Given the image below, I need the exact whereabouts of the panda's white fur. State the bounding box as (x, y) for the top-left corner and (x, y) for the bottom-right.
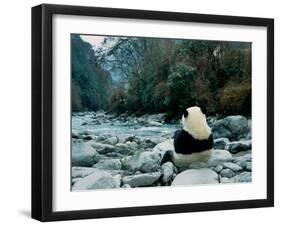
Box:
(172, 106), (213, 168)
(181, 106), (211, 140)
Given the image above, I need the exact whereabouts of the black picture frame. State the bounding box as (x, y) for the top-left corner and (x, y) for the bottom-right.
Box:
(32, 3), (274, 222)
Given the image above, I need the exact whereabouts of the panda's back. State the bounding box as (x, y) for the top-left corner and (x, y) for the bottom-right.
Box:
(173, 129), (213, 154)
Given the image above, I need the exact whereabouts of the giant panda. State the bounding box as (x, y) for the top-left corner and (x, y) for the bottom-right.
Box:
(161, 106), (213, 169)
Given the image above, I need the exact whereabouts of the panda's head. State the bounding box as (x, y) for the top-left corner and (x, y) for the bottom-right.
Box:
(181, 106), (211, 140)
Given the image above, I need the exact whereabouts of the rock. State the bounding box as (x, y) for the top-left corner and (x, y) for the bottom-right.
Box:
(220, 177), (234, 183)
(172, 168), (219, 186)
(161, 162), (174, 184)
(222, 162), (242, 172)
(246, 162), (252, 171)
(122, 184), (131, 188)
(94, 159), (122, 170)
(214, 165), (223, 173)
(147, 120), (163, 126)
(214, 138), (229, 149)
(127, 141), (138, 149)
(122, 172), (161, 187)
(147, 113), (166, 122)
(82, 135), (93, 140)
(95, 135), (106, 143)
(115, 143), (131, 155)
(114, 174), (122, 187)
(104, 136), (119, 145)
(225, 140), (252, 153)
(118, 134), (136, 143)
(208, 149), (233, 167)
(212, 115), (249, 141)
(72, 142), (97, 167)
(232, 172), (252, 182)
(72, 167), (97, 178)
(232, 153), (252, 169)
(221, 172), (252, 183)
(188, 161), (208, 169)
(153, 139), (174, 153)
(219, 168), (236, 178)
(90, 142), (115, 154)
(72, 170), (120, 190)
(72, 131), (79, 139)
(123, 150), (162, 173)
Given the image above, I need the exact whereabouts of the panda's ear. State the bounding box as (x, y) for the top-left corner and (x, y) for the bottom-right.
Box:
(183, 109), (188, 118)
(200, 105), (207, 115)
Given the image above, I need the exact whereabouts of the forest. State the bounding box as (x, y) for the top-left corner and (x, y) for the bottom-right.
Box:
(71, 34), (251, 118)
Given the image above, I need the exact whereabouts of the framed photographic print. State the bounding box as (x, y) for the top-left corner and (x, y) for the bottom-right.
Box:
(32, 4), (274, 221)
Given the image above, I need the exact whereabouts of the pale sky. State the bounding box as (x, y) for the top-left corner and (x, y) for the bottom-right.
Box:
(80, 35), (105, 48)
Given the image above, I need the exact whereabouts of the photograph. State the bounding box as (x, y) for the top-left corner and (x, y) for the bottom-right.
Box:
(71, 34), (252, 191)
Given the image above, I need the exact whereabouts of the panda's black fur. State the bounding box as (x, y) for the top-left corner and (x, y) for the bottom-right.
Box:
(173, 129), (213, 154)
(161, 106), (214, 167)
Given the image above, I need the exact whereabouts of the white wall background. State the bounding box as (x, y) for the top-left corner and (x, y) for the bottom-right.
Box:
(0, 0), (279, 225)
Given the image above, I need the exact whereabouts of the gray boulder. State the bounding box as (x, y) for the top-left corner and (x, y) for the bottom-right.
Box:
(122, 172), (161, 187)
(72, 170), (120, 190)
(123, 150), (162, 173)
(90, 142), (115, 154)
(189, 161), (208, 169)
(212, 115), (249, 141)
(172, 168), (219, 186)
(153, 139), (174, 153)
(146, 113), (166, 123)
(94, 159), (122, 170)
(115, 143), (131, 155)
(208, 149), (233, 167)
(104, 136), (119, 145)
(214, 138), (229, 149)
(220, 171), (252, 183)
(219, 168), (236, 178)
(118, 134), (136, 143)
(222, 162), (242, 172)
(161, 162), (175, 184)
(147, 120), (163, 126)
(72, 142), (97, 167)
(225, 140), (251, 153)
(72, 167), (97, 178)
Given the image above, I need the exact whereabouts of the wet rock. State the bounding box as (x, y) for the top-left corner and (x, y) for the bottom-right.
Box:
(172, 168), (219, 186)
(188, 161), (208, 169)
(123, 150), (162, 173)
(246, 162), (252, 171)
(122, 184), (131, 188)
(72, 170), (120, 190)
(219, 168), (236, 178)
(225, 140), (251, 153)
(118, 134), (136, 143)
(153, 139), (174, 153)
(212, 115), (249, 141)
(90, 142), (115, 154)
(146, 113), (166, 123)
(161, 162), (174, 184)
(214, 165), (223, 173)
(72, 142), (97, 167)
(94, 159), (122, 170)
(214, 138), (229, 149)
(72, 131), (79, 139)
(147, 120), (163, 126)
(104, 136), (119, 145)
(208, 149), (233, 167)
(72, 167), (97, 178)
(115, 143), (131, 155)
(222, 162), (243, 172)
(122, 172), (161, 187)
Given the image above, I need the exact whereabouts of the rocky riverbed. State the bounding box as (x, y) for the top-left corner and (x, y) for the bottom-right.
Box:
(71, 111), (252, 190)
